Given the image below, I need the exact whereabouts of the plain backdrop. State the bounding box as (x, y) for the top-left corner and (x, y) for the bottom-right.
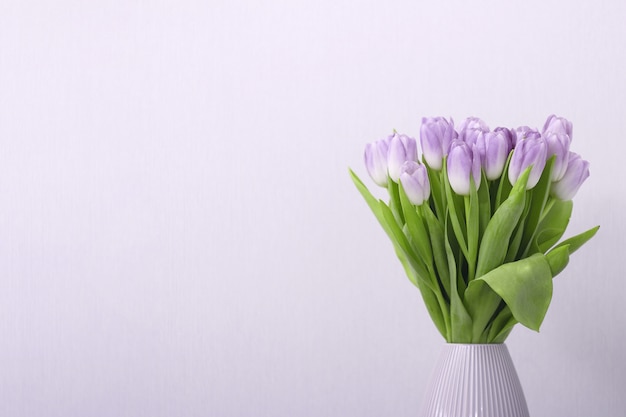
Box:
(0, 1), (624, 416)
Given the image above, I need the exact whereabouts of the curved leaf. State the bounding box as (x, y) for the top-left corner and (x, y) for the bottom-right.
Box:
(398, 183), (434, 272)
(475, 168), (530, 278)
(552, 225), (600, 255)
(487, 307), (518, 343)
(546, 245), (570, 277)
(467, 254), (553, 331)
(349, 169), (432, 290)
(421, 204), (451, 299)
(445, 216), (472, 342)
(519, 157), (554, 257)
(535, 199), (573, 253)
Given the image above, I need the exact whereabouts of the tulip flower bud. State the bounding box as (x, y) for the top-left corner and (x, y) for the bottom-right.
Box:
(508, 135), (547, 189)
(544, 131), (572, 181)
(494, 127), (513, 147)
(511, 126), (540, 148)
(543, 114), (573, 139)
(458, 117), (490, 138)
(461, 128), (485, 150)
(447, 140), (481, 196)
(364, 136), (391, 187)
(551, 152), (589, 200)
(458, 117), (489, 160)
(480, 130), (512, 180)
(420, 117), (457, 170)
(400, 161), (430, 206)
(387, 133), (418, 182)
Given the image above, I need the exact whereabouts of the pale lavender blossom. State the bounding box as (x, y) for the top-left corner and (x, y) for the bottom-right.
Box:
(364, 136), (391, 187)
(420, 117), (457, 170)
(544, 131), (572, 181)
(447, 140), (481, 195)
(461, 128), (485, 151)
(494, 127), (513, 148)
(458, 118), (489, 161)
(387, 133), (418, 182)
(480, 130), (513, 180)
(508, 134), (548, 189)
(551, 152), (589, 200)
(458, 117), (490, 138)
(543, 114), (573, 139)
(400, 161), (430, 205)
(459, 117), (489, 161)
(511, 126), (540, 147)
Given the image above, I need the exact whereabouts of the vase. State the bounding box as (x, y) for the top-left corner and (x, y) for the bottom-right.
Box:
(420, 344), (529, 417)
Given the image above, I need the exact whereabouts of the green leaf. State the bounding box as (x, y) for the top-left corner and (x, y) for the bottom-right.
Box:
(546, 244), (570, 276)
(350, 169), (449, 338)
(491, 327), (515, 344)
(379, 201), (432, 289)
(519, 157), (554, 257)
(475, 168), (530, 278)
(465, 180), (480, 281)
(392, 246), (418, 287)
(487, 317), (518, 343)
(467, 254), (553, 331)
(552, 225), (600, 255)
(504, 192), (532, 263)
(387, 180), (405, 225)
(421, 204), (451, 300)
(349, 169), (431, 290)
(426, 165), (446, 220)
(504, 219), (526, 263)
(398, 183), (434, 272)
(478, 172), (491, 238)
(396, 253), (448, 339)
(535, 200), (573, 253)
(489, 309), (518, 343)
(349, 169), (386, 223)
(544, 225), (599, 278)
(442, 160), (469, 260)
(464, 281), (502, 342)
(494, 151), (514, 209)
(445, 216), (472, 342)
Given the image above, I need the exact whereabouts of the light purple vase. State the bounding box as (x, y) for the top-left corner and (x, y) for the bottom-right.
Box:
(420, 344), (530, 417)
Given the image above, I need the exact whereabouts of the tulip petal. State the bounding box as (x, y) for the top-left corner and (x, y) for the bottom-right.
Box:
(551, 152), (589, 200)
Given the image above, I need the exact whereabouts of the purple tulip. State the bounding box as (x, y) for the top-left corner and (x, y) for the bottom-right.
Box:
(447, 140), (481, 196)
(459, 117), (489, 147)
(508, 135), (548, 189)
(551, 152), (589, 200)
(400, 161), (430, 205)
(480, 130), (512, 180)
(420, 117), (457, 170)
(458, 117), (490, 138)
(364, 136), (391, 187)
(461, 128), (485, 150)
(543, 114), (573, 139)
(544, 131), (572, 181)
(511, 126), (541, 148)
(387, 133), (418, 182)
(494, 127), (513, 147)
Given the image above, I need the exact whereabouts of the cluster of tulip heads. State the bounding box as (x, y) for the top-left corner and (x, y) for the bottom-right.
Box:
(354, 115), (598, 342)
(364, 115), (589, 203)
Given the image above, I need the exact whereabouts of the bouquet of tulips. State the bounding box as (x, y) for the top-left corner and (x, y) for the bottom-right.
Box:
(350, 116), (598, 343)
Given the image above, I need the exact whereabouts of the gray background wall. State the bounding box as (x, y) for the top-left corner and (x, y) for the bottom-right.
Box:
(1, 0), (624, 416)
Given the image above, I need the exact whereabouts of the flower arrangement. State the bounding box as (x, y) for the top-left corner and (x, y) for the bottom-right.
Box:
(350, 116), (598, 343)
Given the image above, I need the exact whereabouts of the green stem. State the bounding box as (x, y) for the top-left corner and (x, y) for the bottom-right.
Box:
(436, 288), (452, 341)
(465, 184), (479, 283)
(494, 152), (514, 209)
(387, 179), (405, 226)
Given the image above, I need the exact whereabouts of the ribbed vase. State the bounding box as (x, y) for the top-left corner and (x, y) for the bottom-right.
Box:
(420, 344), (529, 417)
